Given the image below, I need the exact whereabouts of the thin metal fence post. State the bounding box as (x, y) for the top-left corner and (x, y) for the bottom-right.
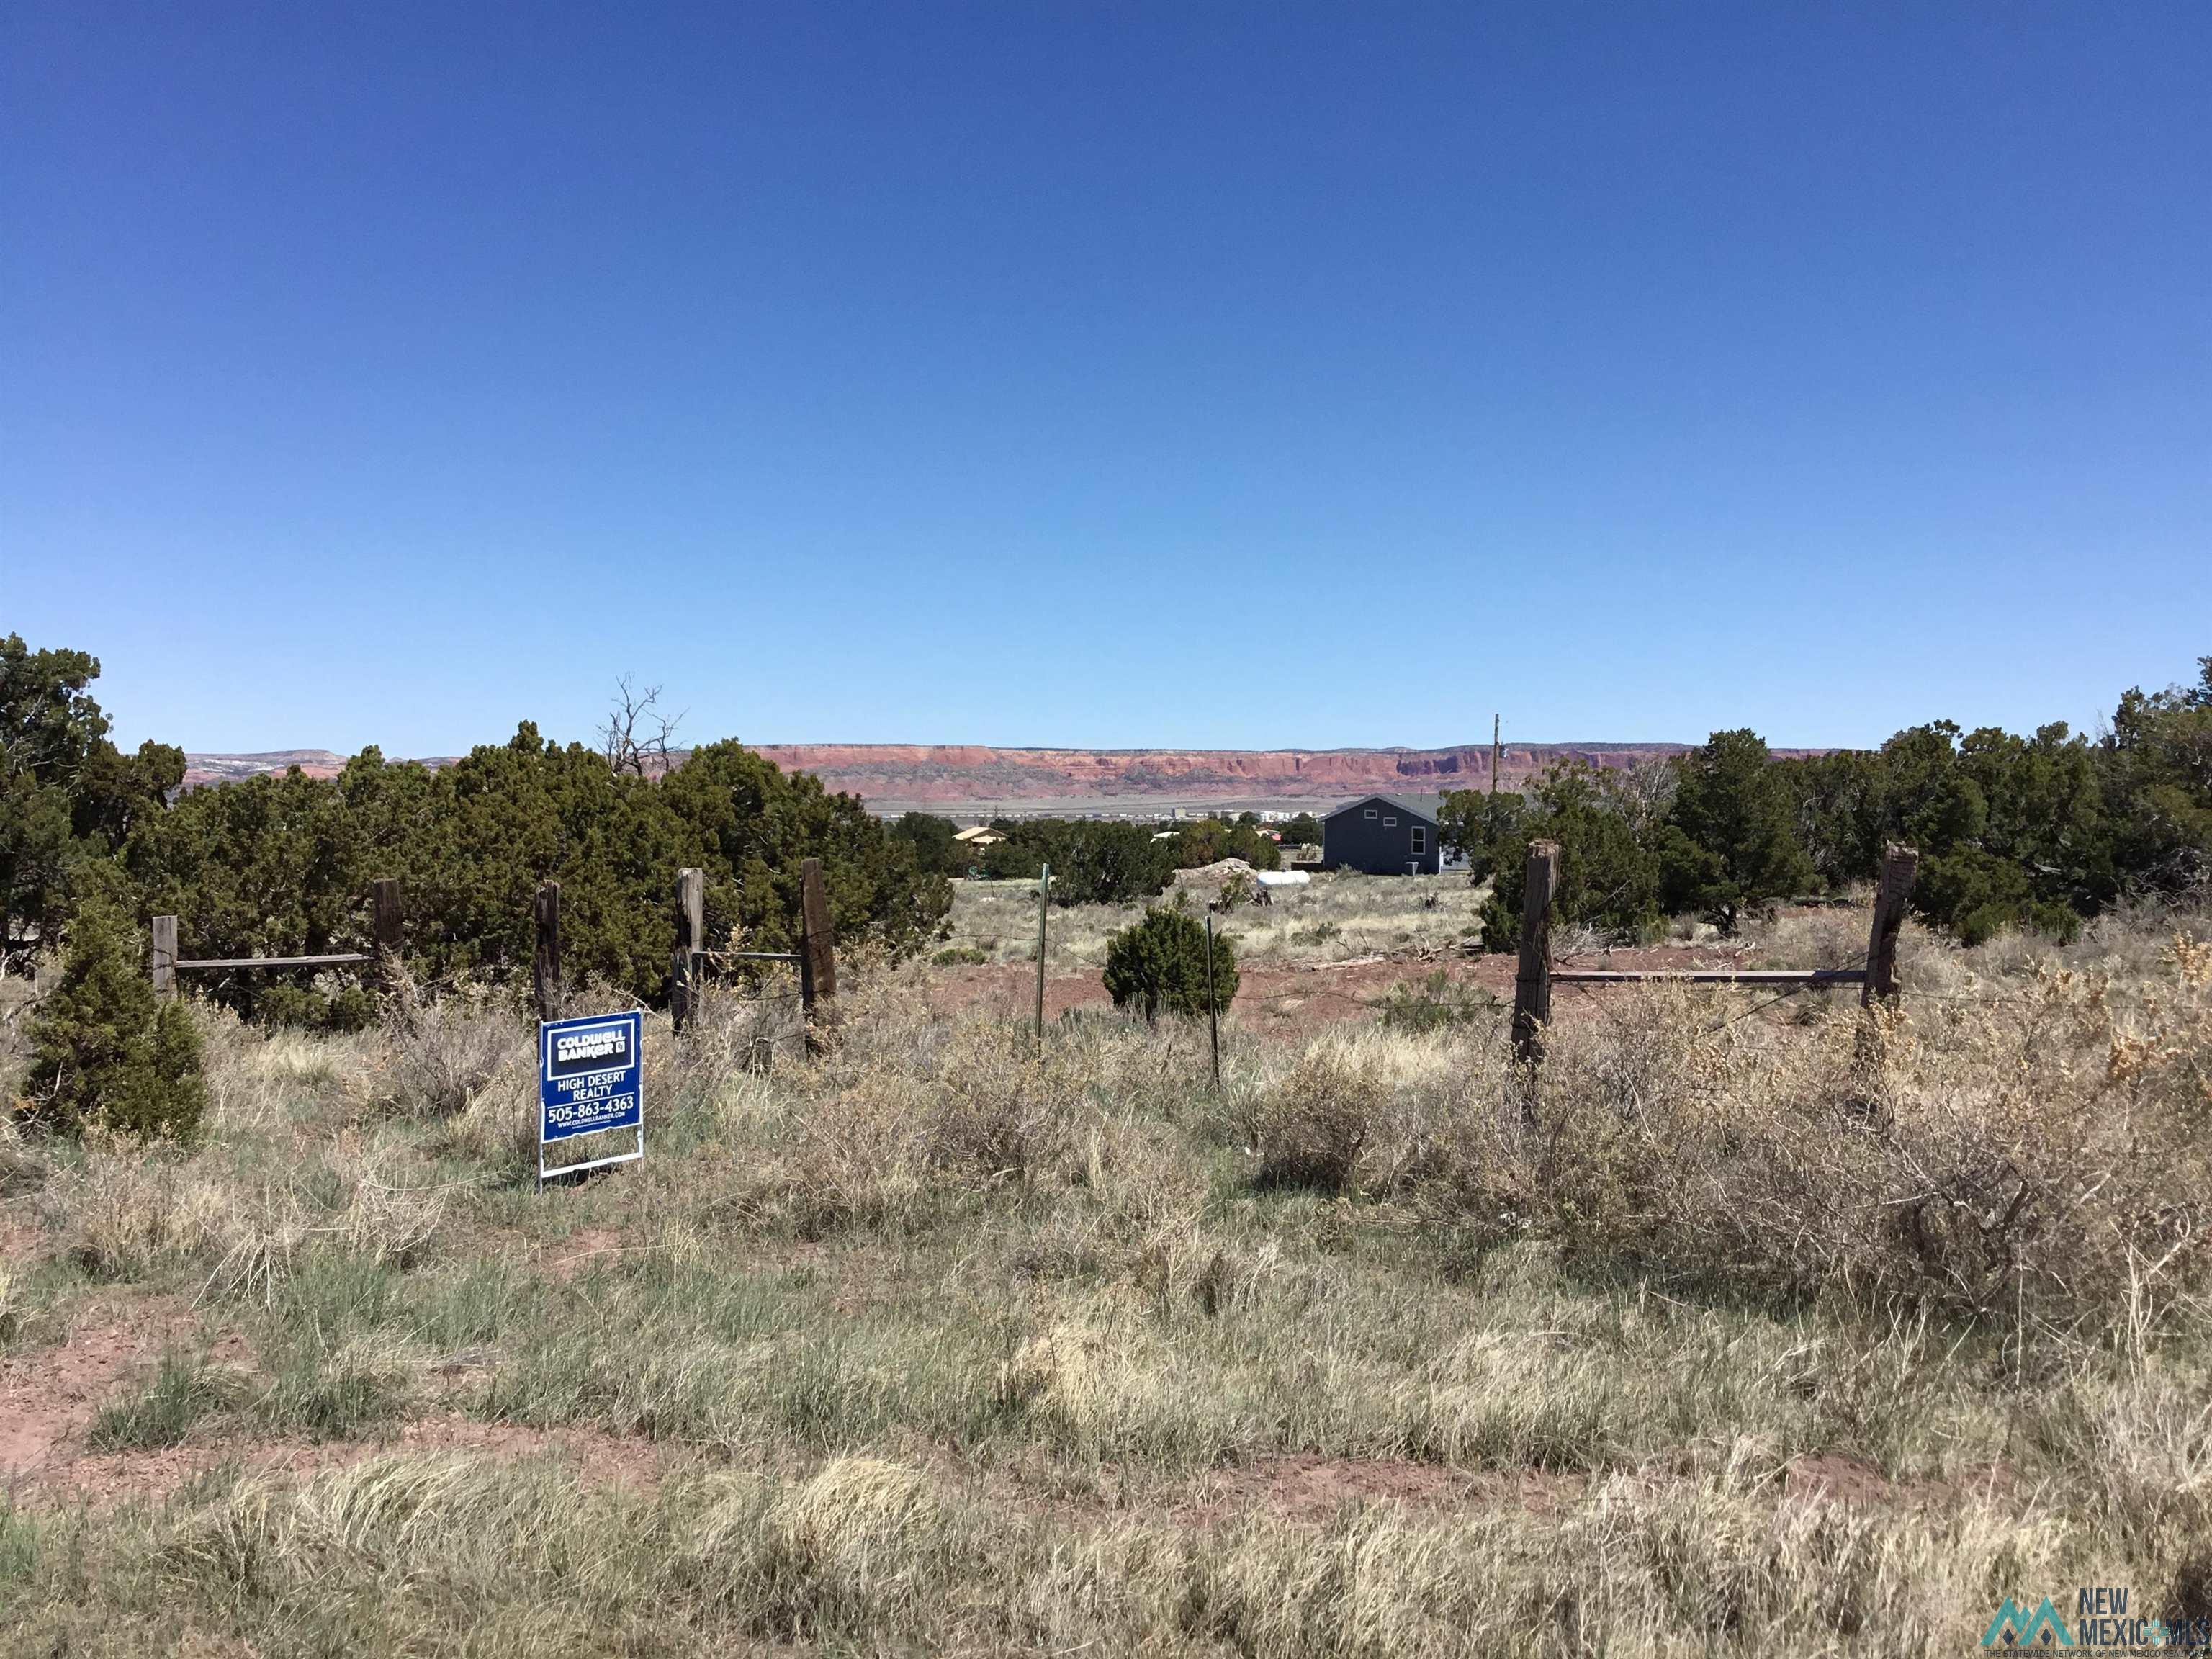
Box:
(1034, 863), (1050, 1051)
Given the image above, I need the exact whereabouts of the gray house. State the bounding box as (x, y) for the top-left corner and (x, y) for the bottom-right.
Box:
(1321, 793), (1442, 875)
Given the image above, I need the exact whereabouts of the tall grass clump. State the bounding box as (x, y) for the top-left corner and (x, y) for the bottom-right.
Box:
(372, 974), (524, 1118)
(1417, 934), (2212, 1341)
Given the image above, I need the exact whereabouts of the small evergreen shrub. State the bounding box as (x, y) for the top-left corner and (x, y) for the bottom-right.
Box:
(1377, 970), (1500, 1034)
(23, 902), (207, 1140)
(1102, 907), (1237, 1022)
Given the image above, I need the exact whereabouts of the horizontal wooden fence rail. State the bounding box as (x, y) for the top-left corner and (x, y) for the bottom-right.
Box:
(671, 861), (835, 1046)
(174, 953), (375, 972)
(1550, 968), (1867, 986)
(153, 865), (841, 1051)
(1511, 842), (1920, 1120)
(153, 878), (404, 998)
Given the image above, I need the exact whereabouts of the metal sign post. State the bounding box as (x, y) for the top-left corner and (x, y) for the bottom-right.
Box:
(537, 1009), (644, 1192)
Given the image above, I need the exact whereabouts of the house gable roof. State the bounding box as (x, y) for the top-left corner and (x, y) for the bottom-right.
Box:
(1324, 793), (1442, 824)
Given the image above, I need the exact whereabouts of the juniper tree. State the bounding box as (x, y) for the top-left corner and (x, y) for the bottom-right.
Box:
(1102, 905), (1236, 1022)
(24, 896), (206, 1139)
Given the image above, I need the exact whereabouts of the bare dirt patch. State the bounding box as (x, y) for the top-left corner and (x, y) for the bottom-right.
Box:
(22, 1412), (665, 1508)
(538, 1224), (636, 1282)
(1783, 1452), (2018, 1511)
(0, 1296), (243, 1486)
(1, 1290), (658, 1507)
(0, 1210), (50, 1269)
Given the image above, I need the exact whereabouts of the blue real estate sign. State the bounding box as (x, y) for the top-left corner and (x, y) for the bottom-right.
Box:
(538, 1009), (644, 1151)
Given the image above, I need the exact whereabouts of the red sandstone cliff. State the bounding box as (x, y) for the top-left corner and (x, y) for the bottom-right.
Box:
(744, 742), (1694, 803)
(186, 742), (1721, 804)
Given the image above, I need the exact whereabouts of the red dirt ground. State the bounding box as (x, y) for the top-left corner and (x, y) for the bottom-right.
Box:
(1177, 1452), (1587, 1525)
(0, 1286), (661, 1508)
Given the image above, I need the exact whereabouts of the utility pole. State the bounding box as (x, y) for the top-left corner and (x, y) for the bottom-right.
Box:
(1034, 863), (1051, 1051)
(1491, 714), (1501, 797)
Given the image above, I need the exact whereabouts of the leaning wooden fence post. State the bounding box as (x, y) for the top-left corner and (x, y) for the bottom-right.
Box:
(1510, 840), (1559, 1125)
(1860, 844), (1918, 1009)
(371, 878), (403, 994)
(799, 857), (837, 1051)
(533, 881), (563, 1022)
(672, 866), (705, 1033)
(150, 914), (179, 999)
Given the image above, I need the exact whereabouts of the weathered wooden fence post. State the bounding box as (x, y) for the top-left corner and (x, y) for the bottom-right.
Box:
(1205, 907), (1222, 1092)
(371, 878), (403, 994)
(150, 914), (178, 999)
(672, 866), (705, 1033)
(799, 857), (836, 1051)
(1510, 839), (1559, 1125)
(1860, 844), (1918, 1008)
(533, 881), (563, 1022)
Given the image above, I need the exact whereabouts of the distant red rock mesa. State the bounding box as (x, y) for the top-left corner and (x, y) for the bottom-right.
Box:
(183, 741), (1740, 806)
(742, 743), (1697, 804)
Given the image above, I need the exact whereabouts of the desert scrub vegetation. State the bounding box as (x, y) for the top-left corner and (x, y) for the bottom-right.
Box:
(5, 904), (2212, 1653)
(942, 868), (1485, 972)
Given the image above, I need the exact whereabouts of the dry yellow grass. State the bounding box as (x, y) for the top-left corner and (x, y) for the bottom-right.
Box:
(4, 899), (2211, 1653)
(943, 869), (1487, 971)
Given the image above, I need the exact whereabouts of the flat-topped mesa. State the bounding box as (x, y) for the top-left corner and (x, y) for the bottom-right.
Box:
(183, 740), (1825, 805)
(743, 742), (1706, 804)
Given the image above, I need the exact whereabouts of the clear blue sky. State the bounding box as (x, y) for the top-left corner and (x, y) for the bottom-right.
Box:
(6, 3), (2207, 757)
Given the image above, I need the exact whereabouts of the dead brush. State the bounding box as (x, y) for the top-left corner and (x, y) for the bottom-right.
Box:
(1248, 1043), (1380, 1194)
(760, 1456), (963, 1627)
(0, 1110), (42, 1197)
(1460, 947), (2212, 1339)
(778, 1069), (932, 1233)
(371, 969), (526, 1118)
(673, 975), (806, 1087)
(917, 1017), (1087, 1187)
(1245, 1028), (1466, 1195)
(52, 1129), (236, 1280)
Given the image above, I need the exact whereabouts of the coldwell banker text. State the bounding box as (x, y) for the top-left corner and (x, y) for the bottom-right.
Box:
(554, 1027), (629, 1068)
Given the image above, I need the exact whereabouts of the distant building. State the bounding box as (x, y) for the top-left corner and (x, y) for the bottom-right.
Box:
(953, 825), (1006, 849)
(1321, 794), (1442, 876)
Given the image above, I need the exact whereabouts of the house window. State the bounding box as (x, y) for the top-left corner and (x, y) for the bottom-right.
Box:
(1363, 808), (1377, 819)
(1411, 826), (1426, 855)
(1383, 817), (1396, 827)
